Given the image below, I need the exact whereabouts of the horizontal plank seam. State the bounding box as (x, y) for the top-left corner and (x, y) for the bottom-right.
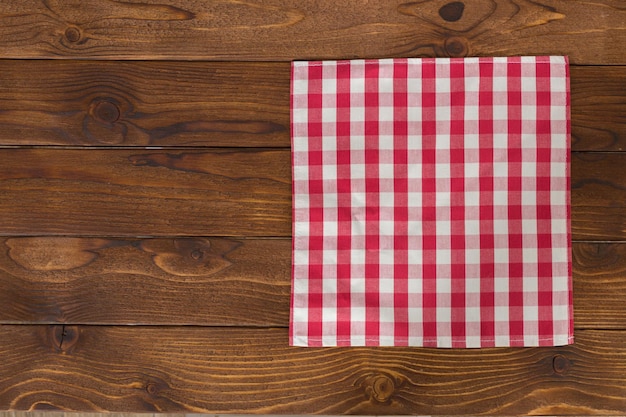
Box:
(0, 148), (621, 153)
(0, 234), (619, 242)
(0, 59), (621, 67)
(0, 57), (623, 66)
(0, 323), (290, 330)
(0, 234), (294, 239)
(0, 146), (292, 151)
(0, 324), (624, 332)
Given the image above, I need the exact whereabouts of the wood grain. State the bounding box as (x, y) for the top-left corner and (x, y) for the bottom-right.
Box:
(0, 1), (622, 416)
(573, 243), (626, 329)
(0, 61), (289, 147)
(0, 149), (291, 237)
(0, 0), (624, 63)
(570, 67), (626, 152)
(2, 413), (186, 417)
(571, 153), (626, 241)
(2, 414), (188, 417)
(0, 237), (290, 326)
(0, 61), (623, 149)
(0, 326), (625, 414)
(0, 149), (625, 239)
(0, 237), (624, 329)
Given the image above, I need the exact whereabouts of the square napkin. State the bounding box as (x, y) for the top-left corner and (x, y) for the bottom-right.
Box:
(290, 56), (572, 347)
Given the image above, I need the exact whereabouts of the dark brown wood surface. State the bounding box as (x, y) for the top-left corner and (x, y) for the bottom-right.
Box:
(0, 61), (290, 147)
(0, 238), (624, 330)
(0, 149), (624, 240)
(571, 153), (626, 241)
(0, 237), (291, 326)
(1, 326), (625, 415)
(571, 67), (626, 151)
(0, 0), (624, 64)
(0, 61), (622, 150)
(0, 149), (291, 237)
(0, 0), (625, 415)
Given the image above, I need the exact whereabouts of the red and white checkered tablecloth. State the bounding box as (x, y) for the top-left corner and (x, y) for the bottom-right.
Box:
(290, 56), (572, 347)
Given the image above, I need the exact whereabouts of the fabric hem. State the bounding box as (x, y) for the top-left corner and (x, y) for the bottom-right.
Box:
(290, 335), (574, 348)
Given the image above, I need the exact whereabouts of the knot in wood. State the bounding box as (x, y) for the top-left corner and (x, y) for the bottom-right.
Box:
(365, 374), (395, 403)
(93, 100), (121, 124)
(552, 354), (571, 374)
(49, 325), (79, 353)
(444, 37), (468, 57)
(146, 383), (159, 395)
(64, 27), (81, 43)
(145, 377), (169, 396)
(190, 249), (205, 260)
(439, 2), (465, 22)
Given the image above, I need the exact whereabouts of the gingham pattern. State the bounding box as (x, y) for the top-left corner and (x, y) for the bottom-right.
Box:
(290, 56), (572, 348)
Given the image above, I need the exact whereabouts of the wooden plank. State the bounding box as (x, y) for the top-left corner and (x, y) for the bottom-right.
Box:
(0, 61), (623, 150)
(0, 61), (290, 147)
(0, 326), (625, 414)
(1, 414), (185, 417)
(573, 243), (626, 329)
(571, 153), (626, 241)
(0, 237), (291, 326)
(0, 413), (622, 417)
(571, 67), (626, 151)
(3, 414), (616, 417)
(0, 237), (624, 329)
(0, 0), (624, 64)
(1, 413), (186, 417)
(0, 149), (625, 239)
(0, 149), (292, 237)
(1, 413), (623, 417)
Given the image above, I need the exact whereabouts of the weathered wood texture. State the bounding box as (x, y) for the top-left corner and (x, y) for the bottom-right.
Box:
(0, 149), (291, 237)
(0, 61), (290, 147)
(0, 149), (624, 239)
(0, 238), (623, 329)
(571, 153), (626, 241)
(570, 67), (626, 151)
(0, 0), (624, 64)
(0, 61), (623, 150)
(0, 0), (624, 415)
(2, 414), (187, 417)
(0, 326), (625, 415)
(1, 414), (183, 417)
(2, 413), (190, 417)
(573, 243), (626, 329)
(0, 237), (291, 326)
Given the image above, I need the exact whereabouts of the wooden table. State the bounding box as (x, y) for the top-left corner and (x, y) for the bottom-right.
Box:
(0, 1), (625, 415)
